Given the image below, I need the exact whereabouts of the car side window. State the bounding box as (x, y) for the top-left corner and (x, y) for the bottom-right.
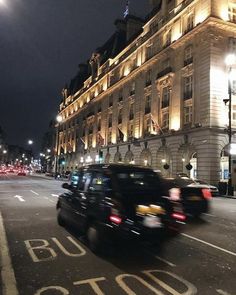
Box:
(78, 172), (92, 192)
(70, 171), (80, 188)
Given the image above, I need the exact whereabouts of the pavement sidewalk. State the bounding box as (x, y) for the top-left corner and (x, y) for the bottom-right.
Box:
(31, 173), (68, 182)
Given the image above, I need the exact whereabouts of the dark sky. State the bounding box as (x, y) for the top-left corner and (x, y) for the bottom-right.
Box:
(0, 0), (149, 153)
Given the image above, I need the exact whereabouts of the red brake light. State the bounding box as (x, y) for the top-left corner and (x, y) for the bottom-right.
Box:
(171, 212), (186, 221)
(202, 188), (212, 200)
(109, 215), (122, 225)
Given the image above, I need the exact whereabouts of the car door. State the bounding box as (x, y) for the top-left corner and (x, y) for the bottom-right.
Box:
(86, 172), (107, 221)
(69, 171), (93, 231)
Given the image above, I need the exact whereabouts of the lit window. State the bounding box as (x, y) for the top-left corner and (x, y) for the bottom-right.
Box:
(163, 30), (171, 47)
(145, 95), (151, 114)
(184, 104), (193, 124)
(108, 129), (112, 144)
(144, 117), (151, 135)
(233, 105), (236, 121)
(186, 12), (194, 32)
(118, 108), (122, 124)
(129, 103), (134, 120)
(130, 82), (135, 95)
(108, 113), (112, 128)
(184, 46), (193, 65)
(146, 70), (152, 86)
(162, 112), (169, 129)
(128, 123), (134, 138)
(232, 80), (236, 94)
(229, 6), (236, 22)
(88, 134), (93, 147)
(183, 75), (193, 100)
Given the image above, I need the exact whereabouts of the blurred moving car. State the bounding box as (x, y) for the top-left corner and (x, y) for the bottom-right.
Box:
(17, 170), (27, 176)
(164, 177), (212, 218)
(193, 179), (219, 197)
(56, 164), (185, 254)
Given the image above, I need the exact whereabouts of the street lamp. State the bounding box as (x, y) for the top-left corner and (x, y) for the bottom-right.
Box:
(28, 139), (33, 145)
(225, 53), (236, 195)
(55, 115), (63, 178)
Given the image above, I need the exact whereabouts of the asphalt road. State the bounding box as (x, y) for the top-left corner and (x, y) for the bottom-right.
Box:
(0, 174), (236, 295)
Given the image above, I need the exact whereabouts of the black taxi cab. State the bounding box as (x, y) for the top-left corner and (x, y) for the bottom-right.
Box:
(56, 164), (185, 254)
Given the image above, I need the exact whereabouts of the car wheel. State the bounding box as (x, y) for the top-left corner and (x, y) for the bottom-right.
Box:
(87, 223), (104, 254)
(57, 208), (65, 226)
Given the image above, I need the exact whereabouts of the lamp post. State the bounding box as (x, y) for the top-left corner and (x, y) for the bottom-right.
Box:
(225, 54), (236, 195)
(27, 139), (34, 162)
(55, 115), (62, 178)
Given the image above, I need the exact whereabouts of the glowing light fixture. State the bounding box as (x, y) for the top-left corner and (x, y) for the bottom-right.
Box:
(56, 115), (63, 123)
(225, 54), (236, 66)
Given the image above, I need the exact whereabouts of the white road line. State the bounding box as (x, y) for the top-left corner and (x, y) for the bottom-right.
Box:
(13, 195), (25, 202)
(44, 197), (49, 200)
(203, 213), (215, 217)
(155, 256), (176, 267)
(48, 200), (55, 204)
(0, 211), (19, 295)
(51, 194), (59, 197)
(217, 289), (232, 295)
(181, 233), (236, 257)
(30, 190), (39, 195)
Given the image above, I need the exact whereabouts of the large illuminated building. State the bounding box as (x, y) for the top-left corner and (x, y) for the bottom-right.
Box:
(56, 0), (236, 185)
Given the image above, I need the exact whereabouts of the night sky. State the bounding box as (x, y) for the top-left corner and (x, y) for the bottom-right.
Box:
(0, 0), (149, 153)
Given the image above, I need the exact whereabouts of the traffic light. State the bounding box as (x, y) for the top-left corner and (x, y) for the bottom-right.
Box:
(59, 157), (65, 165)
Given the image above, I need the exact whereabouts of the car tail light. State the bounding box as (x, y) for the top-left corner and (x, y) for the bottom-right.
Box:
(202, 188), (212, 200)
(171, 212), (186, 221)
(109, 215), (122, 225)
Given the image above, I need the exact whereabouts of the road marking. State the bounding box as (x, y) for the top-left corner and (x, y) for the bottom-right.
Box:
(155, 256), (176, 267)
(203, 213), (215, 217)
(217, 289), (232, 295)
(0, 211), (19, 295)
(30, 190), (39, 195)
(35, 286), (69, 295)
(51, 194), (59, 197)
(181, 233), (236, 257)
(14, 195), (25, 202)
(44, 197), (49, 200)
(48, 200), (55, 204)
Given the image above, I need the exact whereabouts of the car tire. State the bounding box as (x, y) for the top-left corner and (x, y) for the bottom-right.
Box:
(87, 223), (104, 254)
(193, 213), (201, 219)
(57, 208), (65, 226)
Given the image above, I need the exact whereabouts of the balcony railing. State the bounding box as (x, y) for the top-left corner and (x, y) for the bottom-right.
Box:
(145, 80), (152, 87)
(156, 67), (173, 79)
(130, 90), (135, 96)
(183, 91), (192, 100)
(184, 56), (193, 67)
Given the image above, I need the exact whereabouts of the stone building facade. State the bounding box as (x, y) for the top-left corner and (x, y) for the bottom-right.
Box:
(56, 0), (236, 186)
